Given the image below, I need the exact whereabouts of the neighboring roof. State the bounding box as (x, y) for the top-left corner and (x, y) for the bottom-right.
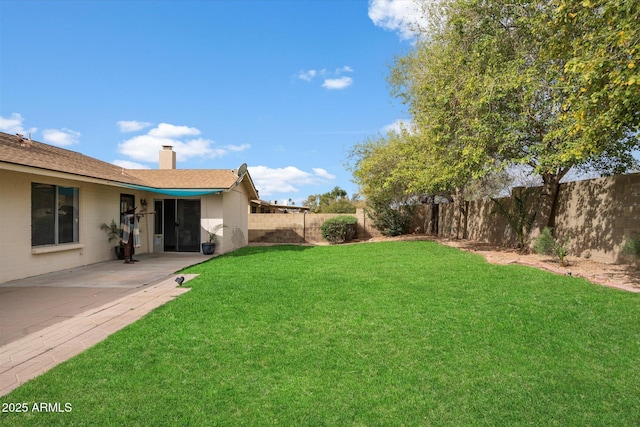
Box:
(0, 132), (258, 198)
(251, 199), (310, 212)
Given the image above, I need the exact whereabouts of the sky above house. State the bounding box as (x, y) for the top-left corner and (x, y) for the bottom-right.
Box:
(0, 0), (427, 204)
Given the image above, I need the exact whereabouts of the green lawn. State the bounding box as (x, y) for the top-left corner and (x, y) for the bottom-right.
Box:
(2, 241), (640, 426)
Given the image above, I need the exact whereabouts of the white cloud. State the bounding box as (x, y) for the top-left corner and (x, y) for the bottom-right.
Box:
(336, 66), (354, 74)
(148, 123), (200, 139)
(175, 138), (228, 160)
(312, 168), (336, 180)
(117, 120), (153, 132)
(322, 76), (353, 90)
(117, 123), (235, 163)
(249, 165), (335, 196)
(298, 69), (317, 81)
(112, 160), (151, 169)
(224, 143), (251, 152)
(0, 113), (37, 136)
(298, 66), (354, 89)
(42, 128), (81, 146)
(368, 0), (428, 40)
(382, 119), (415, 134)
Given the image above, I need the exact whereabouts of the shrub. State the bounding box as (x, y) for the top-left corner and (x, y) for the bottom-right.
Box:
(367, 201), (415, 237)
(321, 216), (358, 244)
(491, 187), (537, 251)
(533, 227), (569, 266)
(623, 232), (640, 260)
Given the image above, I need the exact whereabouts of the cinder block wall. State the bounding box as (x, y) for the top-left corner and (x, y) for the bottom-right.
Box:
(248, 173), (639, 263)
(248, 209), (381, 244)
(248, 213), (306, 243)
(434, 173), (640, 264)
(554, 173), (640, 263)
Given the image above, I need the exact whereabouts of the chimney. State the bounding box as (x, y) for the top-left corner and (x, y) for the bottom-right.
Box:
(159, 145), (176, 169)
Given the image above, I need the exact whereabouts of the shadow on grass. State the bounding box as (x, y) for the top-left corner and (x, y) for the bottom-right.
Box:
(228, 244), (315, 257)
(178, 245), (315, 271)
(176, 245), (317, 284)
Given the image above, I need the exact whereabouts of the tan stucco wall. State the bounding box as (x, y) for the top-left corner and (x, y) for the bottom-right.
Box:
(435, 173), (640, 264)
(554, 173), (640, 263)
(197, 183), (250, 255)
(0, 169), (152, 283)
(199, 193), (224, 254)
(222, 187), (249, 252)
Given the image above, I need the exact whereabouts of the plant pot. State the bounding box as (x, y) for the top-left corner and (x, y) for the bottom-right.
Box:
(115, 246), (125, 260)
(201, 242), (215, 255)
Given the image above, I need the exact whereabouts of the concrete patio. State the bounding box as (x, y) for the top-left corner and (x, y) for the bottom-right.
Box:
(0, 252), (212, 397)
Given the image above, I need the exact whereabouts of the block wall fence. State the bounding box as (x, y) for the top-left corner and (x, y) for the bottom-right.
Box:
(249, 209), (382, 244)
(433, 172), (640, 264)
(248, 173), (639, 264)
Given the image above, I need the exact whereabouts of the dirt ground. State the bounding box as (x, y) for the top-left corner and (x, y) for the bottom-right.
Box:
(366, 235), (640, 293)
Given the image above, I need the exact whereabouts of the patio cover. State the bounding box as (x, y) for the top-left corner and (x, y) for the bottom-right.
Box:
(120, 183), (224, 197)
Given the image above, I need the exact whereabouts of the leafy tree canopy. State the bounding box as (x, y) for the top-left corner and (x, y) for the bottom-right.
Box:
(303, 186), (357, 213)
(359, 0), (639, 232)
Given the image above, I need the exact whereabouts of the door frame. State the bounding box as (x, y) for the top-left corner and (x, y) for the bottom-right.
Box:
(155, 198), (201, 252)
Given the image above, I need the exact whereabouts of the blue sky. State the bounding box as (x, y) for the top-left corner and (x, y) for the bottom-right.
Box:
(0, 0), (425, 204)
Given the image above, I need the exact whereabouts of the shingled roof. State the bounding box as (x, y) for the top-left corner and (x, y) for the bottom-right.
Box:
(0, 132), (257, 197)
(127, 169), (238, 189)
(0, 131), (145, 185)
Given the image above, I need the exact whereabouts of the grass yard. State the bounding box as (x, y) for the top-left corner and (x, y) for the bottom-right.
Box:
(1, 241), (640, 426)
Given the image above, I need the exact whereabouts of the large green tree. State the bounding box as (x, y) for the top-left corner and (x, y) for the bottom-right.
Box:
(388, 0), (639, 234)
(350, 0), (638, 241)
(348, 131), (421, 236)
(387, 1), (518, 237)
(303, 186), (356, 213)
(547, 0), (640, 174)
(349, 131), (418, 205)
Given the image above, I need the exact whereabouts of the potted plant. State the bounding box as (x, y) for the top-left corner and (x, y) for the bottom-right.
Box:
(202, 224), (224, 255)
(100, 219), (125, 259)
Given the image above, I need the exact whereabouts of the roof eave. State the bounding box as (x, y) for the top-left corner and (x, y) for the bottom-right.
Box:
(0, 161), (145, 188)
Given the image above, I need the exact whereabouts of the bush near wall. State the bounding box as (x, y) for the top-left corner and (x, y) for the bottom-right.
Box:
(320, 216), (358, 244)
(248, 210), (381, 244)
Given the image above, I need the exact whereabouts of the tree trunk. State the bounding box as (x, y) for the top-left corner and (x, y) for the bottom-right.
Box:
(451, 187), (464, 239)
(429, 202), (439, 235)
(530, 173), (562, 239)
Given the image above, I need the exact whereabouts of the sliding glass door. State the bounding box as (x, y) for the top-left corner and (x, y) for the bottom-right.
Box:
(159, 199), (201, 252)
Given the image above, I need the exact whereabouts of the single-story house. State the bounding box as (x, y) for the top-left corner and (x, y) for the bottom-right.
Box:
(0, 132), (259, 283)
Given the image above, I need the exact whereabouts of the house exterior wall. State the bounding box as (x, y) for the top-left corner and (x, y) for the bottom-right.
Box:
(0, 164), (253, 282)
(199, 193), (224, 254)
(0, 169), (32, 283)
(197, 184), (250, 255)
(0, 169), (151, 283)
(222, 186), (250, 252)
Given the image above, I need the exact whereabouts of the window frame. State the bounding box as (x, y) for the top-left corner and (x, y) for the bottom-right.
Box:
(31, 183), (80, 247)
